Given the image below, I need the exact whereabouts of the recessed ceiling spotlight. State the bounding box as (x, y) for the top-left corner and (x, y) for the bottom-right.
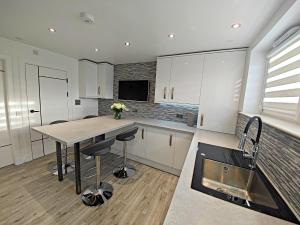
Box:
(48, 27), (56, 32)
(125, 42), (130, 47)
(168, 33), (175, 39)
(231, 23), (241, 29)
(95, 48), (99, 52)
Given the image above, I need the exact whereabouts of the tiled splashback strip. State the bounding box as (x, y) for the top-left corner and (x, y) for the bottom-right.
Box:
(98, 62), (198, 124)
(236, 113), (300, 219)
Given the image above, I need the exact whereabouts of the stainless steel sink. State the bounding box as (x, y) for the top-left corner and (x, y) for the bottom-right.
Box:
(201, 158), (278, 209)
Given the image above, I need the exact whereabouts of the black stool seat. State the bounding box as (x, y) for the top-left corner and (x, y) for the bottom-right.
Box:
(81, 137), (115, 156)
(116, 127), (138, 141)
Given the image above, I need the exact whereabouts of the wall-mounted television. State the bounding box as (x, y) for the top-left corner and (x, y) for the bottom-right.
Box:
(118, 80), (149, 102)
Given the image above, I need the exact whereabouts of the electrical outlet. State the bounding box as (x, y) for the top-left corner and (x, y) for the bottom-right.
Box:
(132, 108), (138, 113)
(176, 114), (183, 119)
(75, 99), (81, 105)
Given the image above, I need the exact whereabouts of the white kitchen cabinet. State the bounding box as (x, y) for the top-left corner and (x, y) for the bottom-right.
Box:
(97, 63), (114, 99)
(173, 132), (193, 170)
(146, 127), (175, 167)
(31, 140), (44, 159)
(170, 55), (204, 104)
(127, 126), (147, 158)
(155, 55), (204, 105)
(79, 60), (98, 98)
(197, 50), (246, 134)
(154, 58), (172, 103)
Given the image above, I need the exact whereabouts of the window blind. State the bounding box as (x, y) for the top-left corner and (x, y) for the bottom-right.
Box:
(263, 33), (300, 120)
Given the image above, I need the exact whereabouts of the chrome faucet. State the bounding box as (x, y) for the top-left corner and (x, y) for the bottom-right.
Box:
(238, 116), (262, 169)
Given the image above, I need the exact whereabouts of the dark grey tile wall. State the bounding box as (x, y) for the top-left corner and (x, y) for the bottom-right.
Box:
(236, 113), (300, 219)
(98, 62), (199, 124)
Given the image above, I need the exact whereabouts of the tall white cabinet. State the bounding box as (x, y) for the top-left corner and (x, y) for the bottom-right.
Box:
(197, 51), (246, 134)
(79, 60), (114, 99)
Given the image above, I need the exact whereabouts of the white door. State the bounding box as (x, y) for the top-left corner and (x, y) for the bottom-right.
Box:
(154, 58), (172, 103)
(39, 68), (68, 154)
(169, 54), (204, 104)
(127, 126), (147, 158)
(146, 127), (174, 167)
(173, 132), (193, 170)
(198, 51), (246, 134)
(25, 64), (42, 142)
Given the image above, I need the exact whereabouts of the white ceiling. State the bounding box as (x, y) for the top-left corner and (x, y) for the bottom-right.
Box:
(0, 0), (285, 64)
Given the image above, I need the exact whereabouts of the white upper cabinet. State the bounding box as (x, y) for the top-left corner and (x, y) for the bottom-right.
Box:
(170, 55), (204, 104)
(155, 54), (204, 105)
(197, 50), (246, 134)
(79, 60), (114, 99)
(79, 60), (98, 98)
(97, 63), (114, 99)
(155, 58), (172, 103)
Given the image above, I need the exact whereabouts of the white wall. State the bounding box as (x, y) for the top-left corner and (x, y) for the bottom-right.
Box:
(0, 36), (98, 164)
(239, 0), (299, 113)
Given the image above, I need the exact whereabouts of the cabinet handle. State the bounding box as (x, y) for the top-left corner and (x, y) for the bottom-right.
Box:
(98, 86), (101, 95)
(200, 113), (204, 126)
(163, 87), (167, 99)
(171, 87), (174, 100)
(169, 134), (173, 146)
(142, 128), (144, 139)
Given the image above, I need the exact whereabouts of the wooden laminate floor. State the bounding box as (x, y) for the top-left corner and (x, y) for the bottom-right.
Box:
(0, 152), (178, 225)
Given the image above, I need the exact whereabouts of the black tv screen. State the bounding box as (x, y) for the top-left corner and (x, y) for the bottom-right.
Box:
(118, 80), (149, 102)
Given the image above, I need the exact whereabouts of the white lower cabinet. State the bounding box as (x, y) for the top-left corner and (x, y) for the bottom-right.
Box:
(31, 140), (44, 159)
(127, 126), (147, 158)
(121, 125), (193, 173)
(0, 145), (14, 168)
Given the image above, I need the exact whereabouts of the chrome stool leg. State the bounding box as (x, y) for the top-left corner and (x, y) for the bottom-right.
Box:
(113, 141), (136, 179)
(81, 155), (113, 206)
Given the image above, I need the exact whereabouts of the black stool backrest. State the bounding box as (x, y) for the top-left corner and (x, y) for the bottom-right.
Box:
(116, 127), (138, 141)
(81, 137), (115, 156)
(83, 115), (98, 119)
(49, 120), (68, 125)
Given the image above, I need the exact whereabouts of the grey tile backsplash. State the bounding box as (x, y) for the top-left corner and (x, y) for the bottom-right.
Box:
(98, 61), (199, 124)
(236, 113), (300, 219)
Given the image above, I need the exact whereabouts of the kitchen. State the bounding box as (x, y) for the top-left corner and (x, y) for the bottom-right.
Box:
(0, 0), (299, 224)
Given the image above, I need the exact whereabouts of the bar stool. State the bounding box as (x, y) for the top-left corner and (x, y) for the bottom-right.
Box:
(81, 137), (115, 207)
(49, 120), (74, 175)
(113, 127), (138, 179)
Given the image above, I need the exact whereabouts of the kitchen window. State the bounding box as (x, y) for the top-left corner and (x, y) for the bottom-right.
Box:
(262, 30), (300, 121)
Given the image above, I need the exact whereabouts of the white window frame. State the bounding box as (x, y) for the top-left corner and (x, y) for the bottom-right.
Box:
(262, 30), (300, 122)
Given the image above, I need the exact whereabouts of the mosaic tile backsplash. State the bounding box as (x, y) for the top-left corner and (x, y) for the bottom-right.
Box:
(98, 62), (199, 124)
(236, 113), (300, 219)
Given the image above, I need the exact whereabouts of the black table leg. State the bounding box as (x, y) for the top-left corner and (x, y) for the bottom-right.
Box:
(56, 141), (63, 181)
(74, 142), (81, 194)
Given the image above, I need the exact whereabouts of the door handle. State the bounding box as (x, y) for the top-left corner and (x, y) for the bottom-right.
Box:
(163, 87), (167, 99)
(142, 128), (144, 139)
(30, 109), (40, 113)
(169, 134), (173, 146)
(200, 113), (204, 126)
(98, 86), (101, 95)
(171, 87), (174, 100)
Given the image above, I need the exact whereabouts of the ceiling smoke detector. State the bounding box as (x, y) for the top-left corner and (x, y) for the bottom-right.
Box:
(80, 12), (95, 24)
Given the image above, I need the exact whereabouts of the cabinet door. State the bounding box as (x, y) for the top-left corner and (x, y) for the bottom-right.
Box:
(31, 140), (44, 159)
(127, 126), (147, 158)
(198, 51), (246, 134)
(170, 55), (204, 104)
(173, 132), (193, 170)
(79, 60), (98, 97)
(154, 58), (172, 103)
(98, 63), (114, 99)
(146, 127), (174, 167)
